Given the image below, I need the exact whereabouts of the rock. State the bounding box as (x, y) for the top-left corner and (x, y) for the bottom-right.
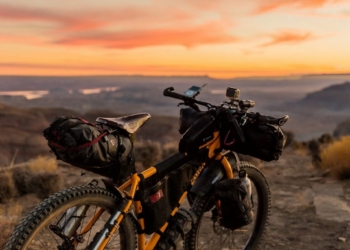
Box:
(308, 177), (324, 182)
(337, 237), (346, 242)
(313, 183), (350, 222)
(299, 188), (315, 206)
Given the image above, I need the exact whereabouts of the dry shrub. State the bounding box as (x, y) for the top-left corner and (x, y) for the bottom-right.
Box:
(0, 202), (22, 248)
(283, 130), (295, 148)
(5, 156), (61, 199)
(27, 155), (58, 173)
(162, 142), (178, 159)
(320, 136), (350, 179)
(134, 141), (162, 169)
(27, 173), (62, 198)
(0, 170), (18, 202)
(12, 167), (32, 196)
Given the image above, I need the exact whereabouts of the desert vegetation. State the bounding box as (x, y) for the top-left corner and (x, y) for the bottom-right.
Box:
(0, 156), (62, 247)
(0, 156), (62, 202)
(134, 141), (178, 171)
(320, 136), (350, 179)
(0, 202), (22, 248)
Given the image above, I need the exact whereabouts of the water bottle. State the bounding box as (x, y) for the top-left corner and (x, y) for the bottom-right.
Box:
(239, 170), (252, 199)
(57, 205), (89, 238)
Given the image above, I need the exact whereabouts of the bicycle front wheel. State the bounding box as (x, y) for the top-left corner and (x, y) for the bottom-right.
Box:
(185, 162), (271, 250)
(5, 185), (136, 250)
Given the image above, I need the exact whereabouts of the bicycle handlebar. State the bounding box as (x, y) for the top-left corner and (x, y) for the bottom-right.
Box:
(163, 87), (213, 109)
(163, 86), (288, 127)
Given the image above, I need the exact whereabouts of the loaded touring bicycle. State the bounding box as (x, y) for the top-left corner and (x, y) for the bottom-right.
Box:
(5, 86), (288, 250)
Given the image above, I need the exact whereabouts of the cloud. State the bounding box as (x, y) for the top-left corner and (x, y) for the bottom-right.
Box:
(54, 22), (238, 49)
(0, 4), (109, 32)
(254, 0), (339, 14)
(261, 31), (315, 47)
(0, 3), (238, 49)
(0, 3), (199, 33)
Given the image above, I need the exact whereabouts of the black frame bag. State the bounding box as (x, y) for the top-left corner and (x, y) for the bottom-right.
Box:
(138, 162), (197, 234)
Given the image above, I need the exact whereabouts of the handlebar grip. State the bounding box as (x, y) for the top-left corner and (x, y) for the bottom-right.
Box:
(257, 114), (289, 126)
(163, 87), (186, 101)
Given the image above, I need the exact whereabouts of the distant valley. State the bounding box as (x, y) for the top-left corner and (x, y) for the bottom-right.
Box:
(0, 74), (350, 142)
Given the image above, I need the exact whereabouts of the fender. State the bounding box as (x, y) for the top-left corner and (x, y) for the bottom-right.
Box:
(190, 151), (240, 196)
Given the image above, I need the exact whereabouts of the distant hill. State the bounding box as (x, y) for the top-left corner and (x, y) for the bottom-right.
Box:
(274, 81), (350, 140)
(334, 118), (350, 137)
(300, 82), (350, 112)
(1, 75), (350, 141)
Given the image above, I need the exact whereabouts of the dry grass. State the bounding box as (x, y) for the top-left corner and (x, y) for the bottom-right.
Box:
(0, 171), (17, 202)
(0, 156), (61, 201)
(134, 141), (162, 170)
(320, 136), (350, 179)
(27, 155), (58, 173)
(0, 202), (23, 248)
(134, 141), (179, 170)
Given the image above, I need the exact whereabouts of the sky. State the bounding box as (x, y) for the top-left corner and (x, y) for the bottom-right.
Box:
(0, 0), (350, 78)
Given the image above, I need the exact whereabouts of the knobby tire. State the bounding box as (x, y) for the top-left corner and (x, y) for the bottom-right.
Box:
(185, 161), (271, 250)
(5, 185), (137, 250)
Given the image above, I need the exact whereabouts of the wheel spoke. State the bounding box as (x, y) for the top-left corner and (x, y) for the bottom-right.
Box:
(185, 163), (271, 250)
(5, 186), (137, 250)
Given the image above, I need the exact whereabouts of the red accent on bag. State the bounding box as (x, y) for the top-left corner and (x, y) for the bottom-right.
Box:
(149, 189), (164, 204)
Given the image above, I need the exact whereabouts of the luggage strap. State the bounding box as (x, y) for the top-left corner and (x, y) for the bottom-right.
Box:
(49, 131), (108, 151)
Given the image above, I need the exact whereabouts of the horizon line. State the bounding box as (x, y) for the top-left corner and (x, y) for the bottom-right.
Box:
(0, 73), (350, 80)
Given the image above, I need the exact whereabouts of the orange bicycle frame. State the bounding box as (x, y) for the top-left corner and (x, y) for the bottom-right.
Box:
(82, 131), (235, 249)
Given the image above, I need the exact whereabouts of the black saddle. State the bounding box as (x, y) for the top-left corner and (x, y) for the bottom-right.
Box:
(96, 113), (151, 134)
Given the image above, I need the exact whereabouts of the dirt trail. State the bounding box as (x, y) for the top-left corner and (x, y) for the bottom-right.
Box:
(260, 150), (350, 250)
(6, 151), (350, 249)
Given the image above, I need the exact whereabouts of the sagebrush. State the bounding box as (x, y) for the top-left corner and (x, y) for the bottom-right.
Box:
(320, 136), (350, 179)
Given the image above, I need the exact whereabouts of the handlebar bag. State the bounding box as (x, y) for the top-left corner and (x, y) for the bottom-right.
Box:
(222, 120), (286, 161)
(43, 116), (135, 181)
(179, 107), (207, 134)
(139, 162), (197, 234)
(179, 115), (216, 154)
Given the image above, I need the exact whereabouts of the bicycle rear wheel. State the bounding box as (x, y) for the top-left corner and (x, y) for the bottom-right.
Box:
(185, 162), (270, 250)
(5, 185), (136, 250)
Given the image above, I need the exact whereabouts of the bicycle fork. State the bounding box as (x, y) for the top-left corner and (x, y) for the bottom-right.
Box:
(86, 197), (129, 250)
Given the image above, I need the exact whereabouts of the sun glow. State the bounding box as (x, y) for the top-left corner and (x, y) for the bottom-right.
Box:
(0, 0), (349, 78)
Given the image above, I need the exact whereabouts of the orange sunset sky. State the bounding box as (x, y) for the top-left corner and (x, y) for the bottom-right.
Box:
(1, 0), (350, 78)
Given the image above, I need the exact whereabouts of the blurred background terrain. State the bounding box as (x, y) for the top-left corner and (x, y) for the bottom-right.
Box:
(0, 75), (350, 249)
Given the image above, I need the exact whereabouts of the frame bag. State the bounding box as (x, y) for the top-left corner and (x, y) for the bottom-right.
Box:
(139, 162), (197, 234)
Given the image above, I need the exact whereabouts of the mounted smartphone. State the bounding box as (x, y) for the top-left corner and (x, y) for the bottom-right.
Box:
(184, 86), (202, 98)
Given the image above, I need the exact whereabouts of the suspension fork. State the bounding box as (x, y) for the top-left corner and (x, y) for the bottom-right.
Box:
(86, 167), (158, 250)
(86, 173), (140, 250)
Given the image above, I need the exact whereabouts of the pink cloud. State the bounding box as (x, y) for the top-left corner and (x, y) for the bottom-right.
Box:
(0, 4), (198, 33)
(261, 31), (315, 47)
(0, 3), (237, 49)
(54, 22), (238, 49)
(0, 4), (108, 32)
(254, 0), (339, 14)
